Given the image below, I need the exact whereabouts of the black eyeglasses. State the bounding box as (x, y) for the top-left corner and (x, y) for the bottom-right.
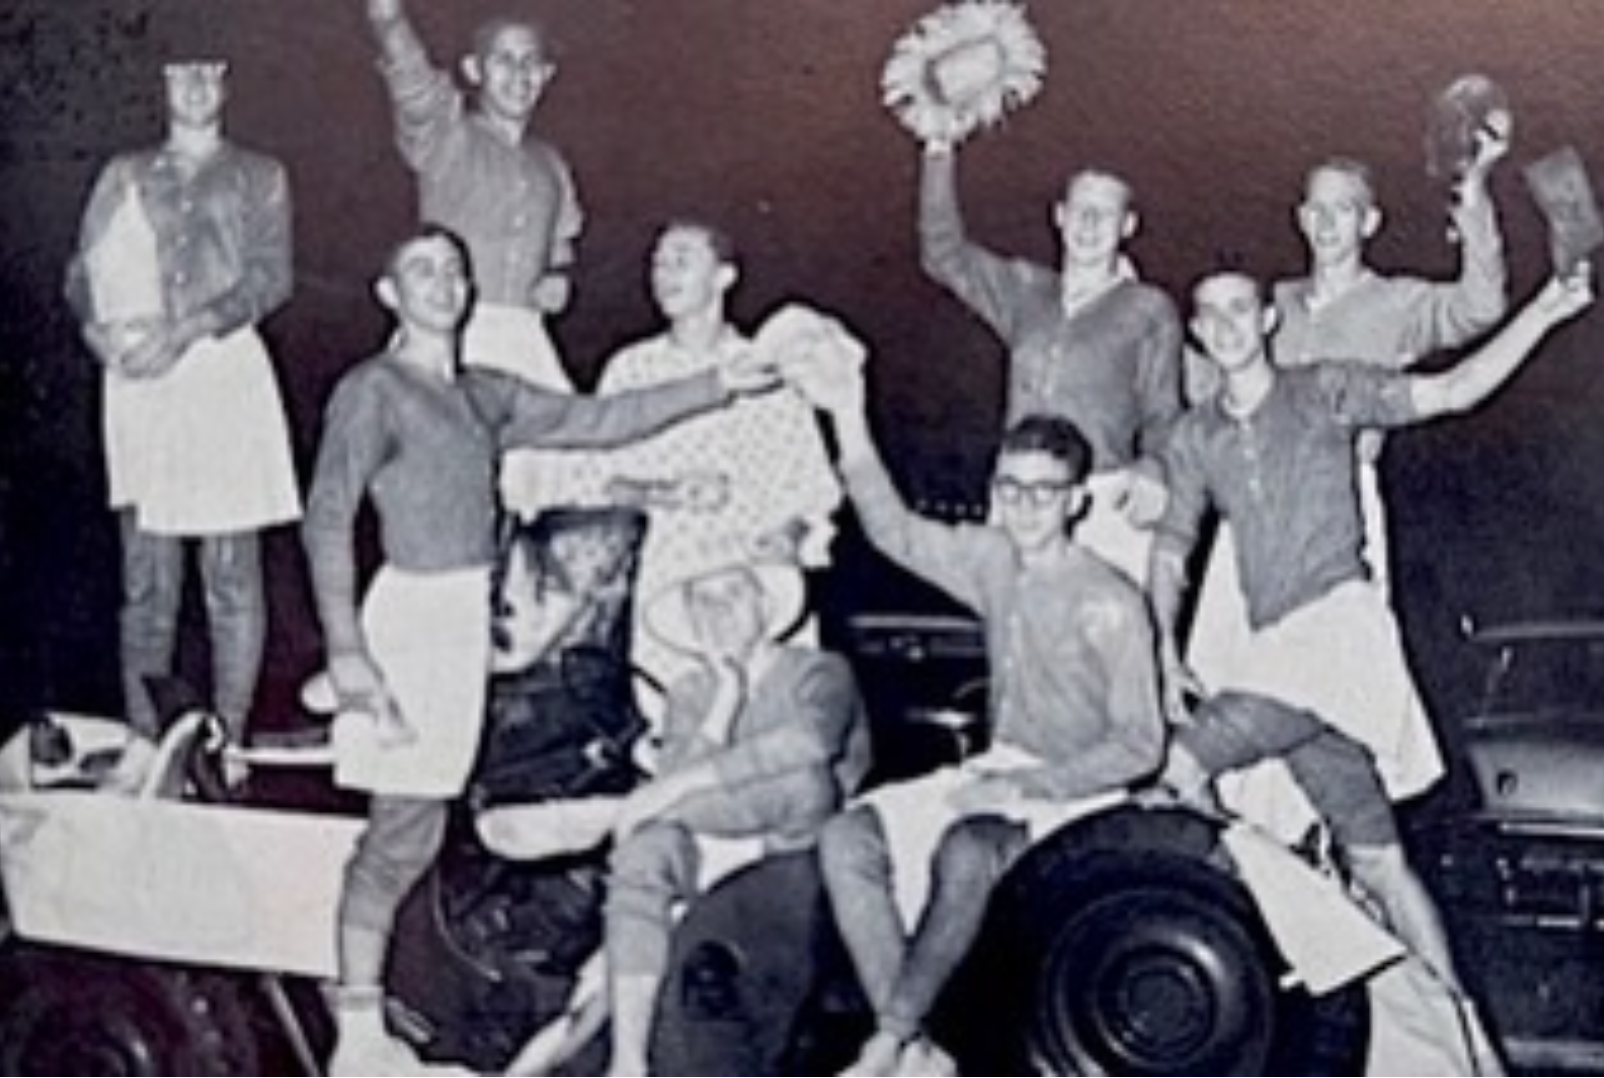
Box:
(991, 477), (1073, 508)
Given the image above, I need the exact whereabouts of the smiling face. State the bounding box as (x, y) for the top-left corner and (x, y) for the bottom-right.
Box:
(990, 449), (1080, 553)
(1297, 163), (1379, 269)
(163, 61), (228, 131)
(380, 232), (473, 335)
(1055, 171), (1135, 271)
(1190, 272), (1273, 374)
(649, 224), (736, 324)
(466, 21), (553, 124)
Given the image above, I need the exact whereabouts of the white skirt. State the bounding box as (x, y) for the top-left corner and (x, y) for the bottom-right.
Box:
(104, 327), (300, 535)
(858, 744), (1123, 929)
(1224, 579), (1444, 803)
(461, 302), (589, 520)
(1187, 460), (1393, 692)
(334, 566), (492, 799)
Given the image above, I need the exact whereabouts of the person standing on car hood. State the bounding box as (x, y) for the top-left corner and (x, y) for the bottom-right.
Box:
(787, 308), (1167, 1077)
(365, 0), (586, 521)
(301, 226), (777, 1076)
(63, 53), (300, 766)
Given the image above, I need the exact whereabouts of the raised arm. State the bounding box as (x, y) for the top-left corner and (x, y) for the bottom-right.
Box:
(1390, 142), (1511, 359)
(1407, 264), (1592, 420)
(366, 0), (459, 169)
(788, 316), (995, 609)
(918, 143), (1034, 339)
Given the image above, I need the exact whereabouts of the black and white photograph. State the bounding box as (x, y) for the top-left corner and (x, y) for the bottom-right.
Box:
(2, 2), (1604, 1074)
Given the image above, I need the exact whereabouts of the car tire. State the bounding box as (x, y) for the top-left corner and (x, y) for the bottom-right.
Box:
(937, 807), (1369, 1076)
(0, 943), (262, 1076)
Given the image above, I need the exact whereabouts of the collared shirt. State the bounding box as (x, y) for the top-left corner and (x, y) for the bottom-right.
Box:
(302, 358), (724, 656)
(65, 141), (291, 332)
(378, 23), (582, 309)
(919, 151), (1183, 471)
(1272, 193), (1507, 370)
(843, 451), (1165, 801)
(1156, 364), (1418, 630)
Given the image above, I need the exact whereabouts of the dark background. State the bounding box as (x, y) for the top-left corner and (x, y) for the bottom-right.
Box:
(3, 0), (1604, 737)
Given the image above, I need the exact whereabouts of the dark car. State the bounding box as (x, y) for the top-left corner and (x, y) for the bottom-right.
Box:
(1417, 619), (1604, 1076)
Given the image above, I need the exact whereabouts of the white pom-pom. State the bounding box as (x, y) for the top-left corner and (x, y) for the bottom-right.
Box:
(881, 2), (1047, 145)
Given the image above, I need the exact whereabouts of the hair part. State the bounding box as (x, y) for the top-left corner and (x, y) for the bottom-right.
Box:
(997, 414), (1093, 484)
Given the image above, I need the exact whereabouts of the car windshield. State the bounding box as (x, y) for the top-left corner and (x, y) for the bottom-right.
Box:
(1478, 630), (1604, 716)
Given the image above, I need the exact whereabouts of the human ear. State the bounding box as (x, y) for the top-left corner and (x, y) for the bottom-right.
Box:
(1261, 303), (1280, 337)
(1066, 486), (1090, 522)
(374, 277), (399, 312)
(1362, 206), (1383, 239)
(460, 55), (484, 87)
(1121, 210), (1140, 240)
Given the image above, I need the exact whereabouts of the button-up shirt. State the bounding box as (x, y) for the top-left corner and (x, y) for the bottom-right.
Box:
(1272, 193), (1507, 371)
(843, 451), (1164, 800)
(1156, 364), (1418, 630)
(919, 151), (1183, 472)
(377, 22), (582, 310)
(64, 141), (291, 332)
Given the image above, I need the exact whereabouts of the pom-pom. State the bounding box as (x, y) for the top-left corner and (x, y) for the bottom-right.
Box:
(882, 2), (1047, 146)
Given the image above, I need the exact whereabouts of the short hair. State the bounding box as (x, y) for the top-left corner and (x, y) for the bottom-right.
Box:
(472, 16), (552, 63)
(1190, 266), (1265, 305)
(996, 414), (1092, 484)
(1304, 157), (1376, 209)
(1064, 168), (1136, 213)
(384, 223), (473, 281)
(660, 218), (739, 268)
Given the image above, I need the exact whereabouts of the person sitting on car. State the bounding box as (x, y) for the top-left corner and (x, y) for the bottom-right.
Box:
(1162, 688), (1465, 991)
(1151, 265), (1591, 831)
(483, 548), (872, 1077)
(786, 308), (1167, 1077)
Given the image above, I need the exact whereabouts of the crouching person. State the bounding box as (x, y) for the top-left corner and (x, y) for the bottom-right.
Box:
(499, 553), (872, 1076)
(784, 309), (1168, 1076)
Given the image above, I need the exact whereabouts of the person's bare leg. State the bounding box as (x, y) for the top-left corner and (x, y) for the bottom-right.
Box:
(607, 971), (661, 1076)
(505, 951), (609, 1076)
(1347, 844), (1462, 991)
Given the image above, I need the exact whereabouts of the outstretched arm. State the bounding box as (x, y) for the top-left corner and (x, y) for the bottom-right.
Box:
(1408, 264), (1593, 420)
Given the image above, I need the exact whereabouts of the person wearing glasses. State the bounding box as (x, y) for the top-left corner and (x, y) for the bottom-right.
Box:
(783, 309), (1167, 1076)
(63, 54), (299, 770)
